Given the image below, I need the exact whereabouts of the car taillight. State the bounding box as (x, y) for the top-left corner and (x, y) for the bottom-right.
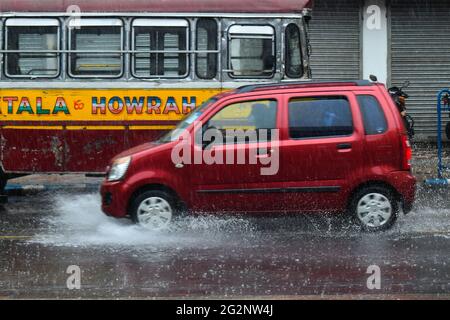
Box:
(402, 135), (412, 171)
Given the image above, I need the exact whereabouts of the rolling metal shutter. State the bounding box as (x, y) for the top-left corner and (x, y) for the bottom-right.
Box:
(390, 0), (450, 138)
(308, 0), (362, 80)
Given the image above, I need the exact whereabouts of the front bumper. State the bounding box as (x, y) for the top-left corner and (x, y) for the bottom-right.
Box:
(100, 180), (131, 218)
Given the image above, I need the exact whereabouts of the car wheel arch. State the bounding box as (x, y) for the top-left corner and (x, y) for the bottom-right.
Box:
(347, 180), (402, 211)
(127, 183), (187, 215)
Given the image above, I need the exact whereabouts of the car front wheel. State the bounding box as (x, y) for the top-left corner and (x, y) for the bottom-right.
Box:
(349, 186), (399, 232)
(130, 190), (179, 230)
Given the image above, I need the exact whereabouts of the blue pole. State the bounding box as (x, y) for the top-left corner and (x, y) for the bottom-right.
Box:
(438, 90), (443, 179)
(425, 89), (450, 186)
(437, 89), (450, 179)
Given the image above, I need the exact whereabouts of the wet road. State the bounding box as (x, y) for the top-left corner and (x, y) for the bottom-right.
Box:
(0, 187), (449, 299)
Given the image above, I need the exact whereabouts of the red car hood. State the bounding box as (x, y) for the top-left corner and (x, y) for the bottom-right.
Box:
(112, 142), (164, 161)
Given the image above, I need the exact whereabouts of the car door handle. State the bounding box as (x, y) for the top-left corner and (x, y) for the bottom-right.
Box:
(337, 143), (352, 150)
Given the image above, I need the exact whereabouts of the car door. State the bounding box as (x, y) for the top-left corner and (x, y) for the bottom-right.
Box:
(189, 96), (283, 213)
(356, 93), (400, 170)
(277, 92), (364, 212)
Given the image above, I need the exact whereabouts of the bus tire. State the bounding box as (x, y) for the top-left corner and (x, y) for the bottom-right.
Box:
(0, 168), (7, 194)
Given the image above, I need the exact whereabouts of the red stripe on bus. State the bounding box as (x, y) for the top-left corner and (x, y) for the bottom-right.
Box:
(0, 0), (311, 13)
(0, 120), (179, 127)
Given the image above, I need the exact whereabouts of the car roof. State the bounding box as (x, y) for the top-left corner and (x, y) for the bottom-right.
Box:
(210, 80), (380, 104)
(236, 80), (374, 94)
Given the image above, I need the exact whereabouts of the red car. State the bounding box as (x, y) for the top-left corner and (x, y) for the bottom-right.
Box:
(101, 81), (416, 232)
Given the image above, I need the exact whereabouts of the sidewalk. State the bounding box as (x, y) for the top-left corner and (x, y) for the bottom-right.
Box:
(5, 174), (103, 195)
(2, 144), (450, 196)
(412, 144), (450, 181)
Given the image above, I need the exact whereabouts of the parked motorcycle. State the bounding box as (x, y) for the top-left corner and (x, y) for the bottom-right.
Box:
(369, 75), (415, 139)
(388, 81), (415, 140)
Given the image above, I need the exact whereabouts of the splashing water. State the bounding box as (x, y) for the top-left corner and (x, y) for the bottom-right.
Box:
(31, 194), (257, 249)
(30, 189), (450, 249)
(389, 208), (450, 239)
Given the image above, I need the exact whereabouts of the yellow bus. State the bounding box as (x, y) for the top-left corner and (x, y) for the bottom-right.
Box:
(0, 0), (312, 191)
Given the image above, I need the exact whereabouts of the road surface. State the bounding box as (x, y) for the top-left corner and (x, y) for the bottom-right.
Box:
(0, 186), (449, 299)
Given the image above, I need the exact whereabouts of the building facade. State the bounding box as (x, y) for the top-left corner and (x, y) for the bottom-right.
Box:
(309, 0), (450, 140)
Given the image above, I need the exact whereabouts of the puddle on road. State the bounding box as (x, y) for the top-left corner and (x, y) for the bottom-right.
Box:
(389, 208), (450, 239)
(30, 193), (450, 249)
(388, 186), (450, 239)
(31, 194), (258, 249)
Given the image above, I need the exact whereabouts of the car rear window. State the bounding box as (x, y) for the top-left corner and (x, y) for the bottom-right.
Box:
(288, 96), (354, 139)
(357, 95), (388, 135)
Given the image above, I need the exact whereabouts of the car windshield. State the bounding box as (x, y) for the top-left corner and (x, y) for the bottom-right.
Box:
(158, 98), (218, 143)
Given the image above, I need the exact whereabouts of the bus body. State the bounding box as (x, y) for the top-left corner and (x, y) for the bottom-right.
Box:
(0, 0), (312, 185)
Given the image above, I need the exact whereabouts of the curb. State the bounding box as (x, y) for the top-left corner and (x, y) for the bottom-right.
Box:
(423, 179), (450, 188)
(4, 183), (101, 196)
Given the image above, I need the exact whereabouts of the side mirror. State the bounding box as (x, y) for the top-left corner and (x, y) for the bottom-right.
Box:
(403, 80), (410, 88)
(369, 75), (378, 82)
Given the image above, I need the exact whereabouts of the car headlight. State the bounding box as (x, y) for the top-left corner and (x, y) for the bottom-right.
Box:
(107, 156), (131, 182)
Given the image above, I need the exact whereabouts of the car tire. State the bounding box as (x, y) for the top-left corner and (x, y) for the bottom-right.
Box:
(130, 190), (180, 230)
(349, 186), (399, 232)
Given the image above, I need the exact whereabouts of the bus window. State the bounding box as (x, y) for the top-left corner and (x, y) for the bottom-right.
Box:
(5, 18), (60, 78)
(228, 25), (275, 78)
(132, 19), (189, 78)
(69, 19), (123, 78)
(285, 23), (303, 78)
(196, 18), (218, 80)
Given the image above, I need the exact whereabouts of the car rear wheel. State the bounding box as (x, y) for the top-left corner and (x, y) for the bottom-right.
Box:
(130, 190), (179, 230)
(349, 186), (398, 232)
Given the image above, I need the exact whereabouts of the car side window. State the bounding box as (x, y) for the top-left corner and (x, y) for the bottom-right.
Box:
(357, 95), (388, 135)
(203, 99), (277, 145)
(288, 96), (353, 139)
